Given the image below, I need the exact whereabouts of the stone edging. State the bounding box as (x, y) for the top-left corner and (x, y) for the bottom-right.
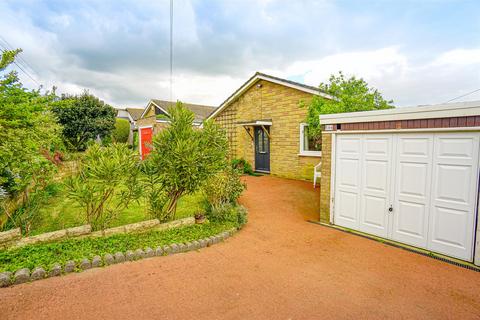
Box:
(0, 217), (195, 249)
(0, 227), (239, 288)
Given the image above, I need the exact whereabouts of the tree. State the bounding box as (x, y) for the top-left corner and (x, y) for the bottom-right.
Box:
(0, 49), (63, 231)
(65, 143), (142, 230)
(112, 118), (130, 143)
(306, 71), (394, 138)
(146, 102), (228, 220)
(52, 92), (116, 151)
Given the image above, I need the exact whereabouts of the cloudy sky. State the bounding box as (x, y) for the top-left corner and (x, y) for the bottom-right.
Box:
(1, 0), (480, 108)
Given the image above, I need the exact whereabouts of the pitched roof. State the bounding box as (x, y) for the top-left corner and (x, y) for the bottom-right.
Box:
(142, 99), (216, 123)
(208, 72), (333, 119)
(125, 108), (144, 121)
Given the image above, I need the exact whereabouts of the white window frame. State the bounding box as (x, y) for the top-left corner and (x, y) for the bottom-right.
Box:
(299, 123), (322, 157)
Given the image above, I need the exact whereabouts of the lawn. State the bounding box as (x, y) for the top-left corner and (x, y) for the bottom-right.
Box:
(29, 182), (205, 236)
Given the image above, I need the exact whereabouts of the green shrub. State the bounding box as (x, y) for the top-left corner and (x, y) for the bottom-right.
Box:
(113, 118), (130, 143)
(203, 167), (245, 207)
(206, 202), (248, 227)
(147, 102), (228, 220)
(140, 161), (169, 221)
(0, 221), (236, 272)
(64, 143), (142, 230)
(231, 158), (255, 175)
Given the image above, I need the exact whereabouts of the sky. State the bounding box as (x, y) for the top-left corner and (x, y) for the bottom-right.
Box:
(1, 0), (480, 109)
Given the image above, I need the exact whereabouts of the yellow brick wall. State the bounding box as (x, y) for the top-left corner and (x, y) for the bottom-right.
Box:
(213, 79), (322, 180)
(319, 133), (332, 223)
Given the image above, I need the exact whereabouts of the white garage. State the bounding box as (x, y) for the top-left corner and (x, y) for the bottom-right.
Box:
(319, 102), (480, 264)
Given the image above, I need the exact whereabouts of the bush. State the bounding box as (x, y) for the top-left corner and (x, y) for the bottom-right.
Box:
(147, 102), (228, 219)
(52, 92), (116, 151)
(206, 203), (248, 227)
(231, 158), (255, 175)
(203, 167), (245, 207)
(113, 118), (130, 143)
(64, 143), (142, 230)
(140, 161), (169, 221)
(203, 167), (248, 227)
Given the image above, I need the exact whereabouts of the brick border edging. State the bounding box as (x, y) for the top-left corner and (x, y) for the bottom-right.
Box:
(0, 227), (239, 288)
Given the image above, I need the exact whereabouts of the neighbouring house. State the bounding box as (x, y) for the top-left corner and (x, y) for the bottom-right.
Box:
(208, 72), (333, 180)
(318, 100), (480, 265)
(136, 99), (216, 159)
(116, 107), (144, 144)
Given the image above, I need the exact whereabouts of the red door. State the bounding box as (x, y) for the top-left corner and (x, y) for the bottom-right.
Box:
(140, 127), (153, 160)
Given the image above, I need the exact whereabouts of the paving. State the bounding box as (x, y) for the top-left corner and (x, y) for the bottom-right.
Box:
(0, 176), (479, 319)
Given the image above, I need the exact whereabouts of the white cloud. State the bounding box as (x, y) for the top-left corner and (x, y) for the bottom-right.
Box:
(262, 47), (480, 107)
(432, 49), (480, 66)
(1, 1), (480, 109)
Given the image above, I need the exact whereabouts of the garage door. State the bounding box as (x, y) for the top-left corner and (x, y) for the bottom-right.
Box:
(333, 132), (480, 261)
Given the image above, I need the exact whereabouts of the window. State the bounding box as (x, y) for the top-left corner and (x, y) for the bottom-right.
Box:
(299, 123), (321, 156)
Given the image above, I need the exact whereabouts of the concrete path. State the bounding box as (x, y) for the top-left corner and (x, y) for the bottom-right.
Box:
(0, 176), (479, 319)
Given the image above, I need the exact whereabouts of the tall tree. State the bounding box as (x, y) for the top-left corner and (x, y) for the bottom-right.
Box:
(306, 71), (394, 138)
(147, 102), (228, 220)
(52, 92), (116, 151)
(0, 49), (62, 231)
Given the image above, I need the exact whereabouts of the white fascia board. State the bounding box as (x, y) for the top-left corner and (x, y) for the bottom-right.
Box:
(208, 74), (333, 120)
(320, 101), (480, 125)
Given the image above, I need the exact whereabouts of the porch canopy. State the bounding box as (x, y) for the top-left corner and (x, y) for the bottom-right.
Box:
(237, 119), (272, 139)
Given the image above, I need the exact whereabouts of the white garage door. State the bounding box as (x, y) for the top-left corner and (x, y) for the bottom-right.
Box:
(333, 132), (480, 261)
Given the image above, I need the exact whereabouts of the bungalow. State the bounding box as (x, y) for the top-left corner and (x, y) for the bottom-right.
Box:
(208, 72), (332, 180)
(136, 99), (215, 159)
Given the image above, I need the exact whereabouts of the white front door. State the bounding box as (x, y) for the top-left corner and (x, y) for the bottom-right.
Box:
(333, 132), (480, 261)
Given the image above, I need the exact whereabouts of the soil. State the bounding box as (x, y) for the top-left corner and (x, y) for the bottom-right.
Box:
(1, 175), (479, 319)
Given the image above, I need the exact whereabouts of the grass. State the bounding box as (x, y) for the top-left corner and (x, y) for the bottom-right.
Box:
(0, 221), (237, 273)
(30, 183), (205, 236)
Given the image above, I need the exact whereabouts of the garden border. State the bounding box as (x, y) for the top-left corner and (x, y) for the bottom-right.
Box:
(0, 226), (239, 287)
(0, 217), (195, 249)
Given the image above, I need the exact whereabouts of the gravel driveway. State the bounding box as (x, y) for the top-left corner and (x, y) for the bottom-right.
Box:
(1, 176), (479, 319)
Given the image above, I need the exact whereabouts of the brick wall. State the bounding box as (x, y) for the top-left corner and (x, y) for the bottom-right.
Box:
(319, 133), (332, 223)
(213, 80), (321, 180)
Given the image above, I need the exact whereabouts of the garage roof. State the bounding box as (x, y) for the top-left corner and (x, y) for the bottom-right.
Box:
(320, 100), (480, 125)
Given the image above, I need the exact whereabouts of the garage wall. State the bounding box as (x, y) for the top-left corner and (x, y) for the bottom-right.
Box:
(320, 133), (332, 223)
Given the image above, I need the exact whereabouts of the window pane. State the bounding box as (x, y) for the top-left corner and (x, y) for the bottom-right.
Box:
(303, 125), (321, 151)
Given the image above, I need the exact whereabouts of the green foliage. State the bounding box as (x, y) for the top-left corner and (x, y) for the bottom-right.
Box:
(206, 203), (248, 227)
(132, 131), (139, 150)
(0, 49), (21, 71)
(0, 221), (236, 272)
(139, 161), (169, 221)
(147, 102), (228, 219)
(0, 49), (63, 230)
(113, 118), (130, 143)
(231, 158), (256, 175)
(203, 167), (247, 227)
(64, 143), (142, 230)
(52, 92), (116, 151)
(203, 167), (246, 207)
(305, 71), (394, 138)
(28, 185), (203, 236)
